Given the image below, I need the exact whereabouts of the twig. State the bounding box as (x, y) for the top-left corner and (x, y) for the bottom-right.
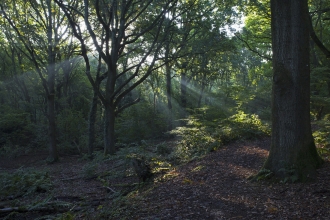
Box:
(234, 33), (272, 61)
(105, 186), (118, 193)
(60, 176), (82, 181)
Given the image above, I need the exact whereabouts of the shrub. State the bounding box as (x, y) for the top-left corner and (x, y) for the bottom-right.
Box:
(0, 106), (34, 148)
(170, 110), (270, 163)
(0, 168), (52, 199)
(171, 126), (218, 162)
(215, 111), (270, 143)
(57, 109), (87, 154)
(116, 102), (168, 143)
(313, 118), (330, 158)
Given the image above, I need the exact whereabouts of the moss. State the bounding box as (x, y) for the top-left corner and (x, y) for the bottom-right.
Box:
(293, 142), (324, 182)
(257, 141), (324, 183)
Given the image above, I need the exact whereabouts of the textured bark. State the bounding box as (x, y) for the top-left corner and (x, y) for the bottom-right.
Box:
(165, 51), (173, 130)
(180, 70), (187, 122)
(197, 72), (207, 108)
(88, 91), (98, 157)
(263, 0), (322, 180)
(47, 0), (58, 162)
(104, 104), (116, 155)
(166, 64), (173, 130)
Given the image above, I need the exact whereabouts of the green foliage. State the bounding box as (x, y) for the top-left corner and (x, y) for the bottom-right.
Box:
(57, 109), (87, 154)
(254, 167), (299, 183)
(55, 212), (75, 220)
(254, 168), (273, 181)
(310, 67), (330, 119)
(81, 162), (99, 179)
(0, 168), (52, 199)
(0, 143), (32, 159)
(100, 194), (136, 220)
(171, 109), (270, 163)
(30, 123), (49, 149)
(116, 102), (168, 143)
(186, 106), (229, 122)
(171, 126), (219, 162)
(155, 142), (173, 156)
(278, 167), (299, 183)
(0, 106), (34, 148)
(313, 118), (330, 159)
(216, 111), (270, 143)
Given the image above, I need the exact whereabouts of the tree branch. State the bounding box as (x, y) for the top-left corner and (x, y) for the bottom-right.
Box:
(309, 15), (330, 58)
(234, 33), (272, 61)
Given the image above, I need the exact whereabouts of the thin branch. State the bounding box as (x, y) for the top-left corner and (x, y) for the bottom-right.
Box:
(309, 15), (330, 58)
(234, 33), (272, 61)
(115, 97), (140, 115)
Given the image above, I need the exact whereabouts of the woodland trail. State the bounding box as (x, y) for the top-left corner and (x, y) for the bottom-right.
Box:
(0, 137), (329, 219)
(128, 138), (330, 220)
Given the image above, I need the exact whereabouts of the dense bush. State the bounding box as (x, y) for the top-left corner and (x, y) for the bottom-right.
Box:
(215, 110), (270, 143)
(171, 109), (270, 162)
(0, 106), (34, 149)
(313, 116), (330, 158)
(57, 109), (88, 154)
(116, 102), (168, 143)
(0, 168), (52, 199)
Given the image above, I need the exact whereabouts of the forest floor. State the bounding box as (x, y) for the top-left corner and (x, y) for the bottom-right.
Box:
(0, 137), (330, 219)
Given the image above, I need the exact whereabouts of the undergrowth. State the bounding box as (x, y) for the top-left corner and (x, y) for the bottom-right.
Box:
(313, 117), (330, 159)
(0, 108), (271, 219)
(170, 110), (270, 163)
(0, 168), (52, 199)
(100, 109), (270, 218)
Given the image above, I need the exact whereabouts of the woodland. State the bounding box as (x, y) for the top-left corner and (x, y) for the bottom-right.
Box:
(0, 0), (330, 219)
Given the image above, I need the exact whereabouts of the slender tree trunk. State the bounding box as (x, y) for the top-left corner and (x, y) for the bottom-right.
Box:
(310, 40), (320, 67)
(88, 90), (98, 157)
(46, 0), (58, 162)
(47, 91), (58, 161)
(263, 0), (322, 180)
(166, 62), (173, 130)
(198, 73), (207, 108)
(47, 71), (58, 161)
(180, 69), (187, 122)
(153, 92), (157, 113)
(12, 50), (34, 122)
(197, 86), (205, 108)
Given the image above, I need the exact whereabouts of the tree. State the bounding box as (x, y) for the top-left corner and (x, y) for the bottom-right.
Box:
(56, 0), (178, 154)
(262, 0), (323, 181)
(0, 0), (81, 162)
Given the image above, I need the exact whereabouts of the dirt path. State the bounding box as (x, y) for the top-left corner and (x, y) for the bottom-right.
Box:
(127, 138), (330, 220)
(0, 138), (329, 219)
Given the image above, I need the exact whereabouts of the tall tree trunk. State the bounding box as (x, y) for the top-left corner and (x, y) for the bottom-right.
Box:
(104, 103), (116, 155)
(263, 0), (322, 181)
(46, 0), (59, 162)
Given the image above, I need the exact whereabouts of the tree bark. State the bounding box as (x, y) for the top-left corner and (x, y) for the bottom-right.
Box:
(104, 103), (116, 155)
(263, 0), (322, 181)
(88, 90), (98, 157)
(180, 69), (188, 121)
(166, 63), (173, 130)
(198, 72), (207, 108)
(165, 40), (173, 130)
(47, 0), (59, 162)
